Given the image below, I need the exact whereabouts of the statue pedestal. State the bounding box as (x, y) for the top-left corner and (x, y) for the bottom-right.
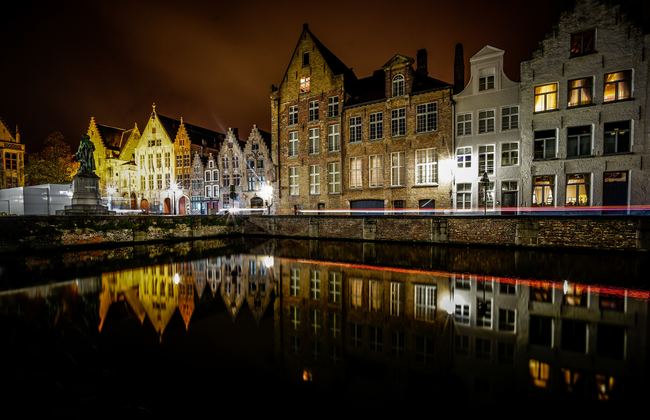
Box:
(58, 174), (114, 215)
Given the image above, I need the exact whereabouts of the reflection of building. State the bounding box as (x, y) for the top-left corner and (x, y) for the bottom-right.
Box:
(519, 0), (650, 207)
(271, 25), (454, 213)
(0, 117), (25, 189)
(274, 257), (649, 401)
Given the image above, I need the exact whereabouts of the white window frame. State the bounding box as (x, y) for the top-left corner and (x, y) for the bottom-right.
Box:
(328, 96), (339, 117)
(501, 105), (519, 130)
(456, 146), (472, 168)
(349, 116), (362, 142)
(390, 151), (404, 187)
(205, 170), (211, 182)
(288, 131), (298, 157)
(478, 144), (495, 175)
(416, 102), (437, 133)
(456, 183), (472, 209)
(391, 108), (406, 137)
(501, 142), (519, 167)
(289, 166), (299, 196)
(389, 282), (403, 317)
(309, 165), (320, 195)
(414, 284), (436, 322)
(369, 154), (383, 187)
(456, 112), (472, 136)
(290, 268), (300, 296)
(478, 109), (496, 134)
(349, 157), (362, 189)
(310, 270), (321, 300)
(392, 74), (405, 97)
(308, 100), (319, 122)
(415, 148), (437, 185)
(328, 272), (341, 304)
(328, 161), (340, 194)
(328, 124), (340, 152)
(308, 127), (320, 154)
(288, 105), (298, 126)
(369, 112), (383, 140)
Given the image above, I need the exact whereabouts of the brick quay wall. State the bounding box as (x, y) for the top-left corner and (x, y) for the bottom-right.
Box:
(244, 215), (650, 251)
(0, 215), (648, 252)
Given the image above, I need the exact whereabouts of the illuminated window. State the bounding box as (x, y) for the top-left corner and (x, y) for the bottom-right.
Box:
(390, 151), (404, 186)
(310, 270), (321, 300)
(327, 96), (339, 117)
(478, 109), (495, 133)
(532, 175), (555, 207)
(529, 359), (550, 388)
(457, 146), (471, 168)
(534, 83), (558, 112)
(456, 183), (471, 209)
(309, 165), (320, 195)
(604, 70), (631, 102)
(288, 131), (299, 158)
(370, 326), (383, 352)
(501, 142), (519, 166)
(604, 121), (631, 154)
(328, 162), (340, 194)
(567, 126), (592, 157)
(392, 74), (405, 97)
(416, 102), (437, 133)
(310, 309), (321, 335)
(290, 305), (300, 330)
(389, 282), (403, 317)
(415, 148), (437, 185)
(308, 128), (320, 154)
(329, 312), (340, 338)
(454, 304), (470, 324)
(308, 100), (319, 121)
(349, 157), (362, 189)
(290, 268), (300, 296)
(498, 308), (516, 332)
(414, 284), (436, 322)
(392, 331), (405, 358)
(350, 278), (363, 308)
(501, 105), (519, 130)
(570, 29), (595, 57)
(566, 174), (590, 206)
(369, 155), (383, 187)
(568, 77), (593, 107)
(328, 124), (340, 152)
(457, 113), (472, 136)
(534, 129), (556, 160)
(478, 145), (495, 175)
(391, 108), (406, 137)
(595, 375), (616, 400)
(369, 280), (382, 312)
(299, 76), (310, 93)
(288, 105), (298, 126)
(369, 112), (383, 140)
(349, 116), (362, 142)
(328, 272), (341, 303)
(530, 315), (553, 346)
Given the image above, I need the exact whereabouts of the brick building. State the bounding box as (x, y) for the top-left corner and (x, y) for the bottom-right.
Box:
(519, 0), (650, 207)
(271, 25), (454, 213)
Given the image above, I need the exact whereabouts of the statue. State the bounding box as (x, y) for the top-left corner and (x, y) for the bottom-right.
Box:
(75, 134), (96, 175)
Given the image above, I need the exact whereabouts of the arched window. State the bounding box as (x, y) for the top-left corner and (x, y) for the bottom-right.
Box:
(392, 74), (405, 97)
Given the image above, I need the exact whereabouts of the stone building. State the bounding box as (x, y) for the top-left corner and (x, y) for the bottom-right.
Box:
(0, 117), (25, 189)
(519, 0), (650, 208)
(271, 24), (454, 213)
(454, 46), (521, 210)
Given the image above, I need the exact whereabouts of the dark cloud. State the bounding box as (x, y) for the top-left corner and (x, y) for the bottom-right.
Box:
(2, 0), (569, 151)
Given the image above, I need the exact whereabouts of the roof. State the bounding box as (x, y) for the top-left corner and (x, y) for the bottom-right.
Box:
(346, 69), (451, 107)
(96, 123), (130, 152)
(0, 117), (16, 139)
(157, 114), (225, 149)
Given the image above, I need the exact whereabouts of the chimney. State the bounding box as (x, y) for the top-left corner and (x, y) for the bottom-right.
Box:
(416, 48), (428, 75)
(454, 43), (465, 94)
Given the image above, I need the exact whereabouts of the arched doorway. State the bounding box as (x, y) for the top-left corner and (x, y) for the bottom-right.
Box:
(140, 198), (149, 212)
(250, 196), (264, 208)
(178, 196), (188, 215)
(130, 192), (137, 209)
(163, 197), (172, 214)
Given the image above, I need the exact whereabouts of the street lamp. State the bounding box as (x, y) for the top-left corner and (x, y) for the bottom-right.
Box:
(479, 171), (490, 216)
(169, 181), (180, 215)
(259, 182), (274, 215)
(106, 185), (117, 211)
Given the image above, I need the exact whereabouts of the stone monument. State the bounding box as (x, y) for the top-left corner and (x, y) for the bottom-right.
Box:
(59, 134), (113, 215)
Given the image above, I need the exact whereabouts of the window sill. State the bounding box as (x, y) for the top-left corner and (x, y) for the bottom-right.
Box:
(349, 141), (362, 145)
(533, 157), (559, 162)
(369, 138), (384, 141)
(328, 150), (340, 154)
(477, 130), (496, 135)
(602, 151), (633, 156)
(391, 135), (407, 139)
(567, 103), (595, 110)
(564, 154), (594, 160)
(603, 98), (635, 105)
(416, 129), (437, 134)
(389, 185), (405, 188)
(569, 51), (597, 59)
(328, 192), (341, 195)
(501, 163), (519, 168)
(413, 183), (439, 188)
(369, 185), (384, 189)
(533, 109), (559, 115)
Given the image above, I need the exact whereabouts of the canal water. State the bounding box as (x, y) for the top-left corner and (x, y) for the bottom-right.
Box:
(0, 238), (648, 413)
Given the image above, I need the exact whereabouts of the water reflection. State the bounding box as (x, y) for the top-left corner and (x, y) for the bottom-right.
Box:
(1, 250), (648, 409)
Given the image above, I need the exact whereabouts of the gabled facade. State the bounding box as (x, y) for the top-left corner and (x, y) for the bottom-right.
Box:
(271, 24), (454, 213)
(0, 118), (25, 189)
(454, 46), (521, 210)
(520, 0), (650, 208)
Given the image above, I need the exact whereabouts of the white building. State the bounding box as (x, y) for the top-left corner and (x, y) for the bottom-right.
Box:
(0, 184), (71, 215)
(519, 0), (650, 208)
(454, 46), (521, 210)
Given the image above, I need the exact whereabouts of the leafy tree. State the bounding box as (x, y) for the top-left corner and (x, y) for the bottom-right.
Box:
(25, 132), (79, 185)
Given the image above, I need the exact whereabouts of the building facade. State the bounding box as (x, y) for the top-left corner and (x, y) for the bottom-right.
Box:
(454, 46), (521, 210)
(0, 118), (25, 189)
(519, 0), (650, 208)
(271, 25), (454, 213)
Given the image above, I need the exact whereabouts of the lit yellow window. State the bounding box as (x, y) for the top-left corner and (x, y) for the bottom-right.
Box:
(529, 359), (550, 388)
(604, 71), (631, 102)
(534, 83), (558, 112)
(300, 76), (311, 94)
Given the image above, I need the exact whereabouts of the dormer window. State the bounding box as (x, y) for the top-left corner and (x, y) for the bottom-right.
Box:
(302, 52), (310, 67)
(208, 160), (214, 168)
(252, 143), (259, 152)
(392, 74), (405, 97)
(570, 29), (595, 57)
(300, 76), (310, 94)
(479, 68), (495, 91)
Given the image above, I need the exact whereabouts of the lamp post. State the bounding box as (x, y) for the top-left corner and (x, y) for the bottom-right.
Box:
(169, 181), (180, 215)
(106, 185), (116, 211)
(479, 171), (490, 216)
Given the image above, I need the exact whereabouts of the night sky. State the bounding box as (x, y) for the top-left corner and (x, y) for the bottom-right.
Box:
(2, 0), (574, 152)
